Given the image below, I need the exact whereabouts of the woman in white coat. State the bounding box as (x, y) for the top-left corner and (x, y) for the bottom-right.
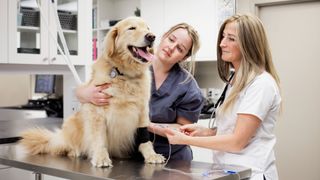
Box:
(164, 13), (281, 180)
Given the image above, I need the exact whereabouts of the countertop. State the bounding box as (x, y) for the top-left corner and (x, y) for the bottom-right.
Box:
(0, 116), (63, 144)
(0, 143), (251, 180)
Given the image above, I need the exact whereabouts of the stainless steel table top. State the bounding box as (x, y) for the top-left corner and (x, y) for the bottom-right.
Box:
(0, 144), (251, 180)
(0, 116), (250, 179)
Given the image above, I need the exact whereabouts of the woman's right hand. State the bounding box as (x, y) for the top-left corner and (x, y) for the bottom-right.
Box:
(75, 83), (111, 106)
(180, 124), (215, 137)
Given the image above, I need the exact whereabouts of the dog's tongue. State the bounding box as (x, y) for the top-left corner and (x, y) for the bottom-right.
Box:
(137, 48), (154, 61)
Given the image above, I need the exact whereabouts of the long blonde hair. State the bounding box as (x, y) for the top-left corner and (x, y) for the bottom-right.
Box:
(162, 23), (200, 77)
(217, 13), (280, 113)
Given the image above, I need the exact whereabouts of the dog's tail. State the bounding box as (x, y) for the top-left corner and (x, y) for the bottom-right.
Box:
(19, 127), (68, 155)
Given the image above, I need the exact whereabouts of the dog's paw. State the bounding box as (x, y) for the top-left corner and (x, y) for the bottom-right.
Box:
(67, 149), (81, 158)
(144, 153), (166, 164)
(91, 150), (113, 167)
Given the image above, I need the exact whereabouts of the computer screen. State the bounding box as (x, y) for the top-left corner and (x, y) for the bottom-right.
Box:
(34, 74), (56, 94)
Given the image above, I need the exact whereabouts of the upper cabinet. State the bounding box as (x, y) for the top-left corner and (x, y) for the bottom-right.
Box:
(6, 0), (91, 65)
(141, 0), (235, 61)
(141, 0), (217, 61)
(92, 0), (140, 60)
(0, 0), (8, 63)
(91, 0), (234, 62)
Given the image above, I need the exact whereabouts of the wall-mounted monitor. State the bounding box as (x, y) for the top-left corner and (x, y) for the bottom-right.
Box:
(34, 74), (56, 94)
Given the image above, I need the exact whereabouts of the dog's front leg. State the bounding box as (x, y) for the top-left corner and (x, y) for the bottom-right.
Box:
(137, 128), (165, 164)
(89, 112), (112, 167)
(139, 141), (166, 164)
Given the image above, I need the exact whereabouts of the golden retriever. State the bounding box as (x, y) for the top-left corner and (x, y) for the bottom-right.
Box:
(20, 16), (165, 167)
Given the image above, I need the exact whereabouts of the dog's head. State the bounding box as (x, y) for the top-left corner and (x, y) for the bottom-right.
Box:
(103, 16), (155, 66)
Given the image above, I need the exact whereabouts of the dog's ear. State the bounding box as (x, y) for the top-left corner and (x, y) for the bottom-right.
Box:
(104, 26), (118, 57)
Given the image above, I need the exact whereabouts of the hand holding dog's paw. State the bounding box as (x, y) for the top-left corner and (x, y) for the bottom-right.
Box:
(91, 150), (113, 167)
(145, 153), (166, 164)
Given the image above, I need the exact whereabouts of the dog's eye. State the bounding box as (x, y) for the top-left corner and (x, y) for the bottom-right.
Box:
(128, 27), (136, 30)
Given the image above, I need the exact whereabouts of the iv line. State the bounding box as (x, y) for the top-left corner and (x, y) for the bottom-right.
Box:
(35, 0), (82, 85)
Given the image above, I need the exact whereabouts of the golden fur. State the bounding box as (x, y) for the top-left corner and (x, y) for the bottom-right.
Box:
(20, 17), (165, 167)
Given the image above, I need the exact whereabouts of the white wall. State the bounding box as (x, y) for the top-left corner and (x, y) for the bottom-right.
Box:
(0, 74), (63, 107)
(195, 61), (224, 90)
(0, 74), (30, 107)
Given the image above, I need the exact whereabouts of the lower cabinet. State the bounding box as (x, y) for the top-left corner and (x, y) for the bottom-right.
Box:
(0, 166), (34, 180)
(191, 145), (213, 163)
(191, 119), (213, 163)
(0, 165), (68, 180)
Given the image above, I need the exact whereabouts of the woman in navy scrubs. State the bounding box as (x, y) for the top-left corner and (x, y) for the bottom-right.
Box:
(148, 23), (204, 160)
(76, 23), (205, 161)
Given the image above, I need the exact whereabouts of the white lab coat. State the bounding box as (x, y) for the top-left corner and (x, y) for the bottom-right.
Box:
(213, 72), (281, 180)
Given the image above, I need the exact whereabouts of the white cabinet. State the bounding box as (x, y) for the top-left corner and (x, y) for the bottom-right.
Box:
(7, 0), (91, 65)
(140, 0), (165, 47)
(191, 119), (214, 163)
(141, 0), (218, 61)
(92, 0), (140, 60)
(0, 166), (34, 180)
(0, 0), (8, 63)
(0, 166), (67, 180)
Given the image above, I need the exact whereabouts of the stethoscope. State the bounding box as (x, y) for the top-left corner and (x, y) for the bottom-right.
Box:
(208, 71), (235, 129)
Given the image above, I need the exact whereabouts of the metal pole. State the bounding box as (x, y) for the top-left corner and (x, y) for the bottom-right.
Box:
(34, 172), (43, 180)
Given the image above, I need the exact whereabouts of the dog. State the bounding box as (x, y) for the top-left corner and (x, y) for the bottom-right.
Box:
(20, 16), (165, 167)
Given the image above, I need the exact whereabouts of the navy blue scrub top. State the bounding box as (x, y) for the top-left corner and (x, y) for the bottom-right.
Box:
(149, 64), (204, 161)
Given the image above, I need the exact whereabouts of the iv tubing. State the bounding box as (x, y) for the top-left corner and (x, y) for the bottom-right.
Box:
(36, 0), (82, 85)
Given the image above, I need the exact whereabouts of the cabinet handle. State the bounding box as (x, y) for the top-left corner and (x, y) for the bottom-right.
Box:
(51, 57), (56, 61)
(43, 57), (48, 62)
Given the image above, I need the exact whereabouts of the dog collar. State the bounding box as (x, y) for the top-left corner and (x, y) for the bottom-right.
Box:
(110, 67), (124, 78)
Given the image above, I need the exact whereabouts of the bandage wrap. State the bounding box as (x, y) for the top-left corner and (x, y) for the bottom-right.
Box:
(137, 127), (150, 144)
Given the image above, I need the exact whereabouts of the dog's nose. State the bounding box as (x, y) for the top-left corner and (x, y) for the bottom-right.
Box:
(145, 33), (156, 43)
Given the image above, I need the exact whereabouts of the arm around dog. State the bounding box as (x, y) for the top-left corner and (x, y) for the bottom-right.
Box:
(75, 83), (112, 106)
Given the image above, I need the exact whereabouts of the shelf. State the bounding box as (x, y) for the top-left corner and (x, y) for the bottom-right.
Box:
(17, 26), (77, 34)
(17, 26), (40, 33)
(92, 27), (110, 32)
(62, 29), (77, 34)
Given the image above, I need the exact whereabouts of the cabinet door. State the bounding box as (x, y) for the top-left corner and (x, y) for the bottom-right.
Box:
(141, 0), (165, 46)
(0, 166), (34, 180)
(164, 0), (217, 61)
(49, 0), (92, 65)
(191, 119), (213, 163)
(8, 0), (50, 64)
(142, 0), (218, 61)
(0, 0), (8, 63)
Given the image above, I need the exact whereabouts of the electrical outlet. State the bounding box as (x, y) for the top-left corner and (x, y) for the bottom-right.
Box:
(207, 88), (215, 98)
(207, 88), (223, 103)
(71, 101), (80, 113)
